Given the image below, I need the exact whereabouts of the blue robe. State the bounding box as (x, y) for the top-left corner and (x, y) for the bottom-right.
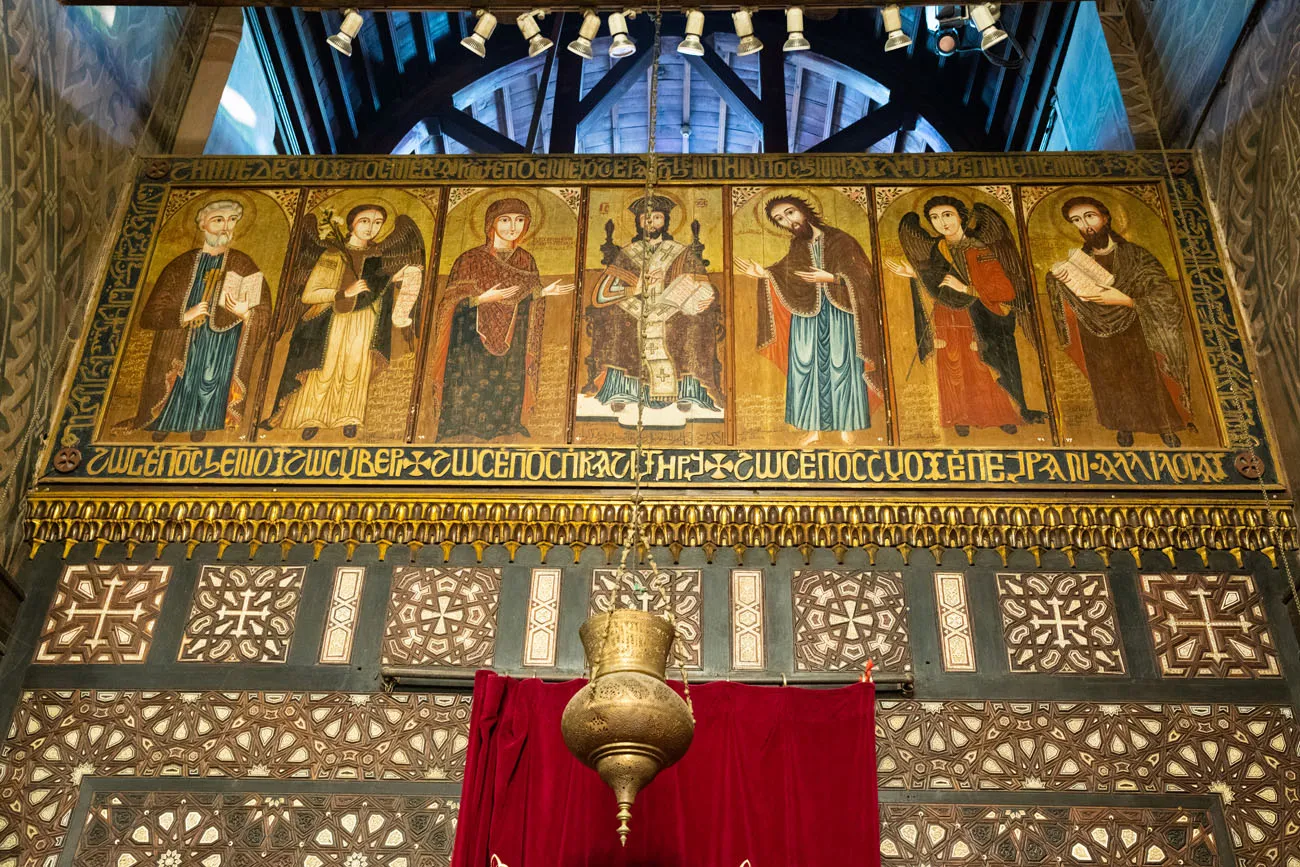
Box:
(150, 253), (245, 433)
(783, 233), (869, 431)
(786, 292), (869, 431)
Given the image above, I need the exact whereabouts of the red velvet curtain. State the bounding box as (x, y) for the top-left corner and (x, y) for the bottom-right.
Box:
(451, 672), (879, 867)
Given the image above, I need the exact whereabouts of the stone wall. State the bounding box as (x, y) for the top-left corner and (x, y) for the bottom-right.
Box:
(1189, 0), (1300, 494)
(0, 0), (212, 591)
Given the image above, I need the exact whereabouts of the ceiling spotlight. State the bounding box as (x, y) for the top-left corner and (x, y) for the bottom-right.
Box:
(881, 4), (911, 52)
(608, 9), (637, 58)
(567, 9), (601, 59)
(733, 8), (763, 56)
(327, 8), (364, 56)
(517, 10), (553, 57)
(783, 7), (810, 52)
(970, 3), (1008, 51)
(461, 9), (497, 57)
(678, 8), (705, 56)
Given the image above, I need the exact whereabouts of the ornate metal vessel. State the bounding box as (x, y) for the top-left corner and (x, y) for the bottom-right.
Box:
(560, 609), (695, 845)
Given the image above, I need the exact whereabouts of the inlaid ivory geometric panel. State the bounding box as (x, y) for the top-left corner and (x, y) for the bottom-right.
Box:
(523, 568), (563, 667)
(320, 566), (365, 665)
(73, 792), (459, 867)
(878, 804), (1217, 866)
(35, 564), (171, 664)
(4, 692), (1298, 867)
(791, 570), (910, 672)
(933, 572), (976, 672)
(384, 567), (503, 668)
(178, 565), (305, 663)
(590, 569), (703, 669)
(730, 569), (765, 670)
(996, 572), (1125, 675)
(1139, 572), (1281, 678)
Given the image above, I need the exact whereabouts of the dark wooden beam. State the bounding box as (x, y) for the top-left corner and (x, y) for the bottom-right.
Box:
(807, 100), (906, 152)
(406, 11), (433, 70)
(266, 8), (329, 153)
(892, 108), (919, 152)
(378, 11), (407, 78)
(436, 105), (530, 153)
(525, 12), (563, 152)
(289, 8), (342, 152)
(419, 12), (441, 64)
(61, 0), (1081, 10)
(244, 7), (309, 154)
(577, 49), (655, 128)
(757, 19), (788, 153)
(997, 4), (1051, 150)
(982, 3), (1024, 135)
(362, 13), (401, 103)
(682, 43), (761, 126)
(800, 12), (993, 151)
(352, 39), (527, 152)
(305, 10), (360, 143)
(548, 29), (583, 152)
(1021, 3), (1079, 150)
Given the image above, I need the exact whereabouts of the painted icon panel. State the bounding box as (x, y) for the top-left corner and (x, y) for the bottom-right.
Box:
(1022, 184), (1220, 449)
(100, 188), (294, 444)
(731, 186), (889, 448)
(573, 186), (728, 448)
(877, 185), (1052, 447)
(254, 187), (439, 445)
(416, 186), (581, 445)
(54, 154), (1263, 491)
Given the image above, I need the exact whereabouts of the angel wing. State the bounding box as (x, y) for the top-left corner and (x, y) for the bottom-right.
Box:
(374, 214), (426, 274)
(271, 213), (331, 344)
(898, 212), (942, 279)
(898, 212), (945, 362)
(966, 203), (1036, 327)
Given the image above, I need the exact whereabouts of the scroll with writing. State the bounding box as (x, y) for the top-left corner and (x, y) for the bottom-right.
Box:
(1054, 249), (1114, 298)
(392, 264), (424, 327)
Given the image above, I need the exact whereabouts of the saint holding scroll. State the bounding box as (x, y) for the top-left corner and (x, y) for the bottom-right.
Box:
(262, 203), (425, 440)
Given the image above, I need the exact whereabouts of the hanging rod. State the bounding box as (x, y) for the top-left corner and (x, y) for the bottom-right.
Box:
(382, 665), (915, 694)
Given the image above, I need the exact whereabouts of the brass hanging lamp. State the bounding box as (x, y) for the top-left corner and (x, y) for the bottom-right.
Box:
(559, 3), (694, 845)
(561, 609), (695, 844)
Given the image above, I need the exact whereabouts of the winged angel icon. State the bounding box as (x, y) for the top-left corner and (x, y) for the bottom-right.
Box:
(261, 203), (425, 439)
(885, 195), (1046, 436)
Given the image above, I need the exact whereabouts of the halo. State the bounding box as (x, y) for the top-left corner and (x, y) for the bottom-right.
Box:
(908, 187), (974, 219)
(174, 191), (260, 243)
(747, 188), (828, 239)
(608, 189), (686, 235)
(1044, 187), (1132, 245)
(461, 187), (555, 242)
(310, 190), (422, 244)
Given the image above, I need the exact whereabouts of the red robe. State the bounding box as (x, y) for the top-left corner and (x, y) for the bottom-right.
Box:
(933, 242), (1022, 428)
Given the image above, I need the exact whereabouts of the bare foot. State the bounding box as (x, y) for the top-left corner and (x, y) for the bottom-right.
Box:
(799, 430), (820, 447)
(839, 430), (854, 446)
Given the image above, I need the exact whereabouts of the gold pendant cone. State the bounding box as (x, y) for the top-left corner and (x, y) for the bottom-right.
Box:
(561, 610), (695, 845)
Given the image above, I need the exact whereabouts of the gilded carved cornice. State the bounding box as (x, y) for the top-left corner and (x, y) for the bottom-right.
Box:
(25, 491), (1296, 567)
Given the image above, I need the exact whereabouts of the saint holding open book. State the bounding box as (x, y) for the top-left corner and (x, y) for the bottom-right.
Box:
(115, 198), (271, 442)
(1046, 196), (1192, 447)
(578, 194), (724, 429)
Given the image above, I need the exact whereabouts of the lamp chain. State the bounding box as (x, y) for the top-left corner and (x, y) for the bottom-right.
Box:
(597, 2), (690, 696)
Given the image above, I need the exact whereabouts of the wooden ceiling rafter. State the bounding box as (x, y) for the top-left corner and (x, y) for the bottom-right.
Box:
(242, 4), (1081, 156)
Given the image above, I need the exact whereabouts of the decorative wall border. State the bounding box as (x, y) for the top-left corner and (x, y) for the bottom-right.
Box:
(24, 493), (1297, 561)
(40, 151), (1279, 492)
(2, 691), (1295, 867)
